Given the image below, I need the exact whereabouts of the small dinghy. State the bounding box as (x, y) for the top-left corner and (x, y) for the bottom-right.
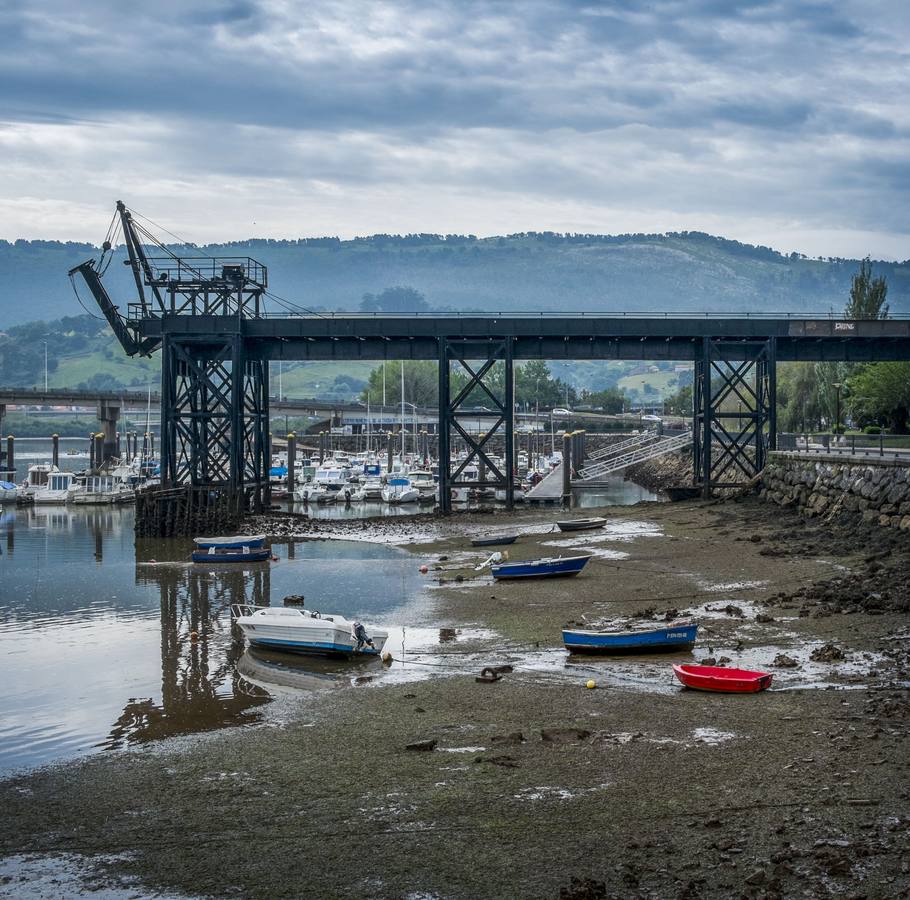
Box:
(555, 517), (607, 532)
(192, 546), (271, 563)
(471, 534), (519, 547)
(491, 555), (590, 580)
(564, 620), (698, 654)
(194, 533), (266, 550)
(672, 664), (772, 693)
(231, 604), (389, 657)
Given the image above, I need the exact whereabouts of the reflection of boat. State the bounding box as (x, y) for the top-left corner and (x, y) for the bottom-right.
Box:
(231, 604), (389, 657)
(192, 546), (271, 563)
(672, 664), (772, 693)
(555, 517), (606, 532)
(237, 648), (349, 694)
(471, 534), (518, 547)
(195, 533), (266, 549)
(491, 555), (590, 580)
(564, 620), (698, 654)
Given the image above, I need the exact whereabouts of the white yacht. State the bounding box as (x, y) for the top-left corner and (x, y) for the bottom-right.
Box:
(381, 476), (420, 504)
(407, 469), (437, 502)
(20, 462), (57, 498)
(34, 470), (82, 504)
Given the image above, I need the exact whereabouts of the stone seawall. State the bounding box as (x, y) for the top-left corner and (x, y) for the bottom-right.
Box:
(761, 451), (910, 530)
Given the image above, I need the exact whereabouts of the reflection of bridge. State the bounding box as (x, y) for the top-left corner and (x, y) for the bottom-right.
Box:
(102, 558), (272, 750)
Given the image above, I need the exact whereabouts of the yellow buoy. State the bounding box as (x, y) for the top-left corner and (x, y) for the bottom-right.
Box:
(586, 679), (596, 689)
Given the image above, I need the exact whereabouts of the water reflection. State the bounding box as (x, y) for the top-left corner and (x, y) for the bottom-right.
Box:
(100, 563), (273, 751)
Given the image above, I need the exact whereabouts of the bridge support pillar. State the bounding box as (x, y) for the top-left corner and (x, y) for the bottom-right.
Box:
(158, 335), (269, 516)
(97, 400), (121, 465)
(437, 336), (515, 514)
(694, 337), (776, 495)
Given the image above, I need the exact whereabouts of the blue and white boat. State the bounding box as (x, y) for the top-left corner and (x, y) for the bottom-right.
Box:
(231, 604), (389, 657)
(563, 620), (698, 654)
(192, 546), (271, 563)
(194, 533), (266, 550)
(491, 554), (590, 580)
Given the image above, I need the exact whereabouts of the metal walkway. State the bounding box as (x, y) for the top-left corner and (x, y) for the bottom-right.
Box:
(585, 430), (660, 462)
(578, 432), (692, 480)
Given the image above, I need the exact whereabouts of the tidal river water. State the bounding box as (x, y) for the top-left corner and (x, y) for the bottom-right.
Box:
(0, 505), (425, 775)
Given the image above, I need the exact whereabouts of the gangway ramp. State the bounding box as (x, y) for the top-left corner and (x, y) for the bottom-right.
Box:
(578, 432), (691, 481)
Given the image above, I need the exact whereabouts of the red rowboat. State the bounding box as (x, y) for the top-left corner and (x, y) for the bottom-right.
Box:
(672, 664), (772, 693)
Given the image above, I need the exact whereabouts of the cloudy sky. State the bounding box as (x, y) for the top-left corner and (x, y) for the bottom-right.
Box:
(1, 0), (907, 258)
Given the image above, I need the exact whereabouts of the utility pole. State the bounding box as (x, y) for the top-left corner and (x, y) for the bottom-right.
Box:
(43, 340), (48, 391)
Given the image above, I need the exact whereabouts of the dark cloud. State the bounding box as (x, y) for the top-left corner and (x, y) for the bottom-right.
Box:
(0, 0), (906, 255)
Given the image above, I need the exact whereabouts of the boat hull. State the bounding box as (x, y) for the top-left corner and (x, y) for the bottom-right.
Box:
(471, 534), (519, 547)
(564, 622), (698, 654)
(672, 664), (772, 693)
(192, 548), (271, 563)
(556, 518), (607, 532)
(491, 555), (590, 580)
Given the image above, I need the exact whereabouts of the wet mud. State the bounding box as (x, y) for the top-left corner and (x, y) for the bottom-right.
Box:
(2, 496), (909, 899)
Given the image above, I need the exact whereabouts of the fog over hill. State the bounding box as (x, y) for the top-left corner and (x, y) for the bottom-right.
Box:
(1, 231), (907, 327)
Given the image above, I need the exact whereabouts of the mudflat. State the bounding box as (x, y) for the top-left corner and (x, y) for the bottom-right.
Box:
(2, 497), (908, 899)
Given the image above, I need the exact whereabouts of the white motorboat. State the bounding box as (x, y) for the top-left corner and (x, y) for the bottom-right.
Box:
(195, 533), (266, 549)
(407, 469), (437, 502)
(381, 476), (420, 504)
(20, 462), (57, 498)
(352, 476), (384, 501)
(231, 604), (389, 657)
(72, 474), (135, 505)
(34, 470), (82, 504)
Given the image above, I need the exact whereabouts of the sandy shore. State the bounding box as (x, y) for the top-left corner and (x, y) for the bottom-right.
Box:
(2, 497), (908, 899)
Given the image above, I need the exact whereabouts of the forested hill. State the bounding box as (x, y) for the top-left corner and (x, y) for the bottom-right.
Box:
(1, 231), (908, 326)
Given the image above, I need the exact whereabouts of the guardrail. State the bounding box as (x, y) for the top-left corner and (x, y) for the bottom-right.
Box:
(776, 433), (910, 458)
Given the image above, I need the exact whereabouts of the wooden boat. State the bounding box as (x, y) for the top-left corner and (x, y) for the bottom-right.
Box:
(491, 555), (590, 580)
(471, 534), (519, 547)
(192, 546), (271, 563)
(564, 620), (698, 654)
(555, 517), (607, 532)
(672, 664), (772, 693)
(664, 486), (701, 502)
(194, 533), (266, 550)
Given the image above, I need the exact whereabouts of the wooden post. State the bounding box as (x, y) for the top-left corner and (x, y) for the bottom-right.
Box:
(94, 433), (104, 474)
(286, 433), (296, 494)
(89, 432), (96, 472)
(5, 435), (13, 480)
(562, 431), (572, 506)
(51, 434), (59, 469)
(319, 431), (325, 464)
(386, 431), (393, 472)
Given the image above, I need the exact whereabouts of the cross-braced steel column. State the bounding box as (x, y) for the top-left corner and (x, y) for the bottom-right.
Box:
(437, 336), (515, 514)
(694, 337), (776, 495)
(159, 335), (268, 510)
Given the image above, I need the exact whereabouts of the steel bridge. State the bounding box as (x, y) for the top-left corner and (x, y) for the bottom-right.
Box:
(68, 203), (910, 513)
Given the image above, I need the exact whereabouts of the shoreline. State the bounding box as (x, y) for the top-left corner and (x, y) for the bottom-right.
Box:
(2, 496), (908, 898)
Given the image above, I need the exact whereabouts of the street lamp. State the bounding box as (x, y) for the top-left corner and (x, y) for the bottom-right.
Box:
(833, 382), (843, 439)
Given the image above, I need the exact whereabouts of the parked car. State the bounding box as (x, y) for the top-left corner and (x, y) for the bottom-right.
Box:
(551, 407), (571, 415)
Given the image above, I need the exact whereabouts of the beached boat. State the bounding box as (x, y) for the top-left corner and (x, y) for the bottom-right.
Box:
(0, 480), (18, 504)
(471, 534), (519, 547)
(195, 534), (266, 549)
(564, 620), (698, 654)
(491, 555), (590, 580)
(231, 604), (389, 657)
(555, 517), (607, 532)
(192, 545), (271, 563)
(672, 664), (772, 693)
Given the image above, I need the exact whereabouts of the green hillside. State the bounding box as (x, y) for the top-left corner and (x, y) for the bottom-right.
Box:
(1, 232), (907, 327)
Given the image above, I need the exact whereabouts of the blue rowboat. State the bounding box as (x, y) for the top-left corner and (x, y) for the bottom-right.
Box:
(192, 547), (271, 563)
(491, 555), (590, 580)
(563, 620), (698, 654)
(194, 533), (266, 550)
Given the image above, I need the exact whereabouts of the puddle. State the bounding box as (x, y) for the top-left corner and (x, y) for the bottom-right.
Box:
(697, 579), (769, 593)
(514, 783), (611, 802)
(692, 727), (737, 745)
(0, 854), (193, 899)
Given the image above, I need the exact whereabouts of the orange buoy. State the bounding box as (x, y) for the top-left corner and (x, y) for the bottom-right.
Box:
(190, 630), (199, 642)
